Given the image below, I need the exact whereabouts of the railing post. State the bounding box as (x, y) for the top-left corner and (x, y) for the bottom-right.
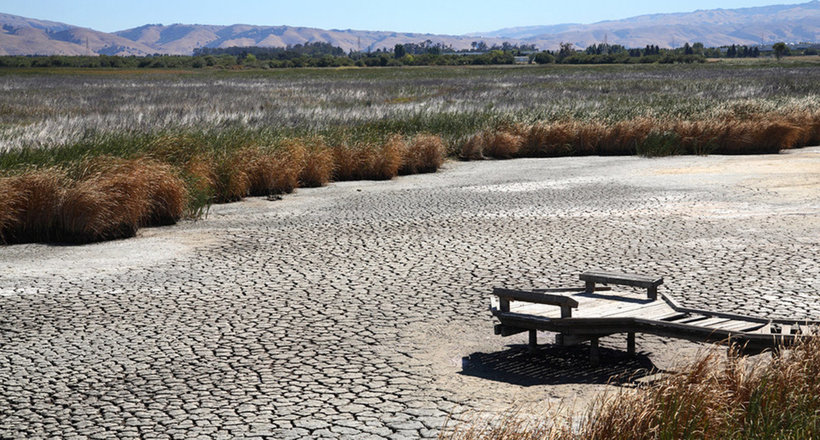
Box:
(585, 280), (595, 293)
(627, 332), (636, 356)
(590, 338), (600, 366)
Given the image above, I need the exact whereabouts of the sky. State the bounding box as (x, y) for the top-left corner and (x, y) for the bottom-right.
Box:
(1, 0), (810, 34)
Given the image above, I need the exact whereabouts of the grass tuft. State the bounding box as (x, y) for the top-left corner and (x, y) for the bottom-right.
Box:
(299, 139), (335, 187)
(0, 168), (66, 243)
(332, 137), (404, 181)
(0, 159), (186, 244)
(400, 134), (446, 174)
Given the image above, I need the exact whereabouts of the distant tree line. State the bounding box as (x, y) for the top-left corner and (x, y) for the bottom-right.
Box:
(0, 40), (814, 69)
(194, 42), (346, 59)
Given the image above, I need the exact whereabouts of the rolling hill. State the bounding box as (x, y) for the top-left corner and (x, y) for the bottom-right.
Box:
(0, 1), (818, 56)
(476, 1), (820, 49)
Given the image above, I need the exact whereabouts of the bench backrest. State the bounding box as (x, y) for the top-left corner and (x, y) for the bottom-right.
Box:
(580, 271), (663, 300)
(493, 287), (578, 317)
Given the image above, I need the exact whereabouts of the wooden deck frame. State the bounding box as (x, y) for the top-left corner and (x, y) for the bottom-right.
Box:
(491, 271), (818, 365)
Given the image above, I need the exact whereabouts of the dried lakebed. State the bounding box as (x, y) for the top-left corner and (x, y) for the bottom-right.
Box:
(1, 148), (819, 439)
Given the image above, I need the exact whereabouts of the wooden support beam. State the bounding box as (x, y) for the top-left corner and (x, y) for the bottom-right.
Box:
(647, 285), (658, 300)
(627, 332), (636, 356)
(590, 338), (600, 366)
(585, 280), (595, 293)
(529, 330), (538, 352)
(499, 298), (510, 313)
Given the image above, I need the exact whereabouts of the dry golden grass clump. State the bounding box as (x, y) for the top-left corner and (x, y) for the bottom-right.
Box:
(183, 154), (218, 195)
(671, 120), (717, 155)
(441, 337), (820, 440)
(333, 137), (405, 181)
(460, 132), (488, 160)
(572, 121), (606, 155)
(371, 135), (406, 180)
(485, 131), (524, 159)
(299, 138), (335, 187)
(460, 130), (524, 160)
(0, 168), (66, 243)
(400, 134), (446, 174)
(0, 177), (18, 243)
(705, 117), (803, 155)
(60, 158), (186, 243)
(331, 143), (360, 181)
(599, 118), (655, 155)
(212, 151), (251, 203)
(237, 142), (306, 197)
(0, 159), (186, 244)
(60, 172), (142, 243)
(134, 160), (186, 226)
(519, 122), (577, 157)
(794, 110), (820, 147)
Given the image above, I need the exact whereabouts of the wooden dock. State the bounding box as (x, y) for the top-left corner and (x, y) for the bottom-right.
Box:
(490, 271), (817, 364)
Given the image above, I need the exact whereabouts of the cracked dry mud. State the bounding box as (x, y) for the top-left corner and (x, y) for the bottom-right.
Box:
(1, 148), (818, 439)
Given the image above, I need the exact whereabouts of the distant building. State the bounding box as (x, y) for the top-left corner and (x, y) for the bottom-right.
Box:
(514, 56), (530, 64)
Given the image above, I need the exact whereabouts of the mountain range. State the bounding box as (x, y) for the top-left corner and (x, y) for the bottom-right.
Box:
(1, 1), (818, 56)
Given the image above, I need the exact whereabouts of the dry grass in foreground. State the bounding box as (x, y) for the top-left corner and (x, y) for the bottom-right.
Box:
(441, 337), (820, 440)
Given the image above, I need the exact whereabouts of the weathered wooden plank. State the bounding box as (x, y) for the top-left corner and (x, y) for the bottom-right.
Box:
(513, 303), (553, 314)
(693, 317), (732, 328)
(710, 320), (766, 332)
(573, 291), (655, 306)
(672, 314), (709, 324)
(533, 286), (612, 293)
(654, 311), (690, 321)
(600, 302), (672, 319)
(494, 311), (637, 335)
(493, 288), (579, 308)
(568, 296), (655, 318)
(662, 298), (800, 325)
(634, 318), (798, 346)
(575, 301), (654, 319)
(494, 324), (528, 336)
(580, 271), (664, 288)
(510, 301), (570, 319)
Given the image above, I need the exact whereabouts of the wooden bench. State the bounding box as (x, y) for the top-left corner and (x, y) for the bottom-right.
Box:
(493, 287), (578, 351)
(580, 270), (664, 300)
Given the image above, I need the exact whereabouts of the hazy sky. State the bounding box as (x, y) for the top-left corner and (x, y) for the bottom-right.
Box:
(2, 0), (808, 34)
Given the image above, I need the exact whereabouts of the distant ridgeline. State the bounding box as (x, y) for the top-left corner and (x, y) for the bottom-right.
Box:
(0, 41), (816, 69)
